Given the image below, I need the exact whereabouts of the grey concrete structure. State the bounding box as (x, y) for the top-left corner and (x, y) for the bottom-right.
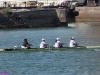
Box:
(75, 7), (100, 22)
(0, 8), (69, 28)
(0, 7), (100, 28)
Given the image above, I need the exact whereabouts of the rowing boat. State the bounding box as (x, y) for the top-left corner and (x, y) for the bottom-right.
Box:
(0, 46), (100, 53)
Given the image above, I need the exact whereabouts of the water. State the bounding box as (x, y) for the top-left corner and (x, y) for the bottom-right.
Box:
(0, 23), (100, 75)
(0, 50), (100, 75)
(0, 23), (100, 48)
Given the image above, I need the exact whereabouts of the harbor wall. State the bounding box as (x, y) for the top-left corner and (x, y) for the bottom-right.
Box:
(1, 7), (100, 28)
(75, 7), (100, 22)
(19, 9), (68, 27)
(0, 8), (69, 28)
(14, 9), (60, 27)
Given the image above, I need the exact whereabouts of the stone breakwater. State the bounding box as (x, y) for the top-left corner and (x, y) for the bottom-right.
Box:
(0, 7), (100, 28)
(0, 9), (69, 28)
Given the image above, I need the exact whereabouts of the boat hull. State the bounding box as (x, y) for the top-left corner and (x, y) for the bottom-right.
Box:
(0, 46), (100, 53)
(0, 47), (89, 53)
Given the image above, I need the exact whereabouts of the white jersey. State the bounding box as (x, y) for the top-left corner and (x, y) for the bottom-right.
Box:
(40, 41), (46, 48)
(54, 40), (61, 48)
(69, 40), (76, 47)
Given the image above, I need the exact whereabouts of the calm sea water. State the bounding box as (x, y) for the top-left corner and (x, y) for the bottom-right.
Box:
(0, 23), (100, 75)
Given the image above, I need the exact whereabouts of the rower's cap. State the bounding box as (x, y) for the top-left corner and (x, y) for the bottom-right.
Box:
(71, 37), (75, 40)
(56, 38), (60, 40)
(42, 38), (45, 41)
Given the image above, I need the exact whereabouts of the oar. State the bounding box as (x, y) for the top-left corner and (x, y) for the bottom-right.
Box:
(0, 49), (5, 51)
(48, 44), (51, 51)
(86, 46), (100, 49)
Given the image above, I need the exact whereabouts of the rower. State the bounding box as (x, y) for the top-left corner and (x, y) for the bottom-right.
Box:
(69, 37), (78, 47)
(40, 39), (49, 48)
(54, 38), (64, 48)
(21, 38), (33, 49)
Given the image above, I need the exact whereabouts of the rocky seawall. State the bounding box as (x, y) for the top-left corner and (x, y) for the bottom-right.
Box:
(1, 7), (100, 28)
(0, 8), (69, 28)
(0, 13), (15, 28)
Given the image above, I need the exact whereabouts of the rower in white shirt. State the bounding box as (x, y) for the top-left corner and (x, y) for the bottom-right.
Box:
(40, 39), (49, 48)
(69, 37), (78, 47)
(54, 38), (64, 48)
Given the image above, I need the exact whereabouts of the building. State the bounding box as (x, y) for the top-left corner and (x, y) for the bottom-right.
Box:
(0, 0), (64, 7)
(0, 0), (99, 7)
